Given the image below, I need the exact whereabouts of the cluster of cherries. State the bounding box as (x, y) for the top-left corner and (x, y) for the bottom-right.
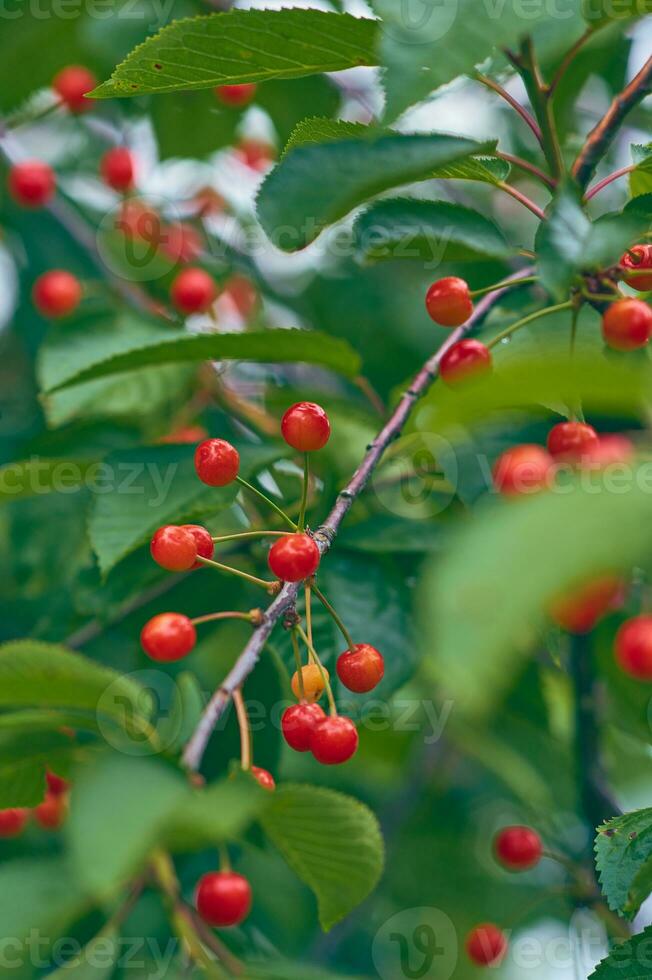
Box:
(426, 244), (652, 386)
(0, 770), (70, 840)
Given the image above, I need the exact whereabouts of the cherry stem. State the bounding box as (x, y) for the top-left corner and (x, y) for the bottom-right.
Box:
(295, 624), (337, 717)
(312, 584), (355, 653)
(547, 28), (594, 96)
(495, 152), (556, 189)
(305, 583), (314, 651)
(469, 274), (539, 299)
(195, 555), (276, 592)
(475, 73), (544, 146)
(496, 181), (546, 220)
(298, 453), (310, 530)
(487, 300), (574, 350)
(191, 610), (256, 626)
(235, 476), (297, 530)
(219, 843), (231, 873)
(290, 629), (306, 700)
(233, 688), (252, 771)
(585, 165), (635, 201)
(211, 530), (287, 543)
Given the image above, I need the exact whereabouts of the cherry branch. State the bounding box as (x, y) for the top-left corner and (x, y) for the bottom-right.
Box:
(181, 266), (535, 772)
(572, 55), (652, 188)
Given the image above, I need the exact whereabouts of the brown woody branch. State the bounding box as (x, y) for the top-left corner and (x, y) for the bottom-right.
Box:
(181, 267), (535, 772)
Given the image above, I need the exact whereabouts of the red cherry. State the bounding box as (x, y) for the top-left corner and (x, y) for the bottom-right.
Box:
(161, 424), (209, 445)
(117, 199), (161, 243)
(215, 83), (257, 107)
(621, 245), (652, 292)
(466, 924), (508, 966)
(141, 613), (197, 662)
(150, 525), (197, 572)
(336, 644), (384, 693)
(547, 422), (599, 463)
(425, 277), (473, 327)
(582, 434), (634, 468)
(235, 138), (276, 171)
(268, 534), (320, 582)
(46, 770), (70, 796)
(32, 270), (82, 318)
(171, 268), (218, 315)
(440, 339), (491, 385)
(0, 808), (29, 838)
(100, 147), (135, 192)
(52, 65), (97, 112)
(281, 402), (331, 452)
(225, 275), (258, 318)
(161, 223), (203, 264)
(194, 438), (240, 486)
(181, 524), (215, 569)
(602, 299), (652, 351)
(251, 766), (275, 791)
(196, 871), (252, 927)
(494, 826), (543, 871)
(9, 161), (55, 208)
(493, 445), (554, 496)
(34, 792), (67, 830)
(311, 716), (358, 765)
(281, 703), (326, 752)
(615, 616), (652, 680)
(549, 576), (623, 634)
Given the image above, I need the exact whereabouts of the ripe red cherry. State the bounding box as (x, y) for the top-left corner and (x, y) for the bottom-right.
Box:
(161, 223), (203, 264)
(281, 402), (331, 452)
(170, 268), (218, 314)
(493, 445), (554, 496)
(602, 299), (652, 351)
(32, 270), (82, 318)
(268, 534), (320, 582)
(621, 245), (652, 292)
(425, 277), (473, 327)
(118, 199), (161, 243)
(336, 644), (384, 693)
(251, 766), (276, 791)
(195, 438), (240, 486)
(215, 83), (257, 107)
(141, 613), (197, 662)
(100, 147), (135, 192)
(0, 808), (28, 838)
(311, 716), (359, 765)
(161, 424), (209, 445)
(440, 339), (491, 385)
(196, 871), (252, 927)
(494, 826), (543, 871)
(549, 576), (623, 634)
(466, 924), (508, 966)
(582, 434), (634, 468)
(34, 792), (67, 830)
(281, 703), (326, 752)
(150, 525), (197, 571)
(52, 65), (97, 112)
(46, 770), (70, 796)
(547, 421), (599, 463)
(182, 524), (215, 568)
(615, 616), (652, 680)
(9, 160), (55, 208)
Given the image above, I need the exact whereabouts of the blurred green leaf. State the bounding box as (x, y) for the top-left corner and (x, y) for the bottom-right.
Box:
(47, 930), (119, 980)
(151, 89), (238, 160)
(246, 964), (371, 980)
(0, 730), (76, 807)
(163, 772), (267, 852)
(589, 926), (652, 978)
(337, 515), (444, 553)
(630, 142), (652, 197)
(595, 809), (652, 920)
(582, 0), (652, 26)
(430, 154), (511, 185)
(536, 183), (592, 299)
(0, 458), (96, 504)
(261, 784), (384, 931)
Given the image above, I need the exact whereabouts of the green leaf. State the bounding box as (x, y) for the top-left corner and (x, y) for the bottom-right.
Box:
(588, 925), (652, 978)
(353, 198), (511, 265)
(163, 772), (267, 852)
(260, 783), (384, 931)
(246, 964), (371, 980)
(282, 117), (368, 154)
(337, 515), (443, 553)
(92, 9), (379, 98)
(595, 810), (652, 920)
(583, 0), (652, 27)
(536, 183), (592, 299)
(257, 127), (492, 251)
(0, 458), (97, 504)
(630, 142), (652, 197)
(0, 730), (77, 807)
(430, 155), (511, 185)
(47, 930), (119, 980)
(151, 89), (239, 160)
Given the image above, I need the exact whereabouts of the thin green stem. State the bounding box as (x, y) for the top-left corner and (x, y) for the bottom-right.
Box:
(296, 625), (337, 716)
(233, 688), (252, 771)
(469, 274), (540, 299)
(305, 584), (314, 650)
(191, 610), (255, 626)
(236, 476), (297, 530)
(291, 629), (306, 700)
(298, 453), (310, 530)
(312, 584), (355, 652)
(211, 530), (287, 543)
(496, 181), (546, 220)
(512, 38), (565, 180)
(196, 555), (276, 592)
(487, 301), (574, 350)
(219, 844), (232, 873)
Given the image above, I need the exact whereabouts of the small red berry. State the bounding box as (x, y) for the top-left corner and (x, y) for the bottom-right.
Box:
(311, 716), (358, 765)
(118, 199), (161, 243)
(141, 613), (197, 662)
(0, 808), (29, 838)
(615, 616), (652, 680)
(336, 644), (384, 694)
(182, 524), (215, 568)
(32, 270), (82, 319)
(161, 223), (203, 264)
(281, 402), (331, 452)
(466, 924), (508, 966)
(621, 245), (652, 292)
(100, 147), (135, 192)
(549, 576), (623, 634)
(547, 422), (599, 463)
(34, 792), (68, 830)
(194, 438), (240, 486)
(170, 268), (218, 314)
(268, 534), (320, 582)
(196, 871), (252, 927)
(494, 826), (543, 871)
(150, 525), (197, 572)
(425, 277), (473, 327)
(291, 664), (329, 703)
(602, 299), (652, 351)
(439, 339), (491, 385)
(225, 275), (258, 318)
(9, 161), (55, 208)
(251, 766), (275, 791)
(46, 771), (70, 796)
(235, 138), (275, 171)
(493, 445), (554, 496)
(161, 424), (209, 444)
(281, 703), (326, 752)
(582, 434), (634, 468)
(215, 83), (257, 107)
(52, 65), (97, 112)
